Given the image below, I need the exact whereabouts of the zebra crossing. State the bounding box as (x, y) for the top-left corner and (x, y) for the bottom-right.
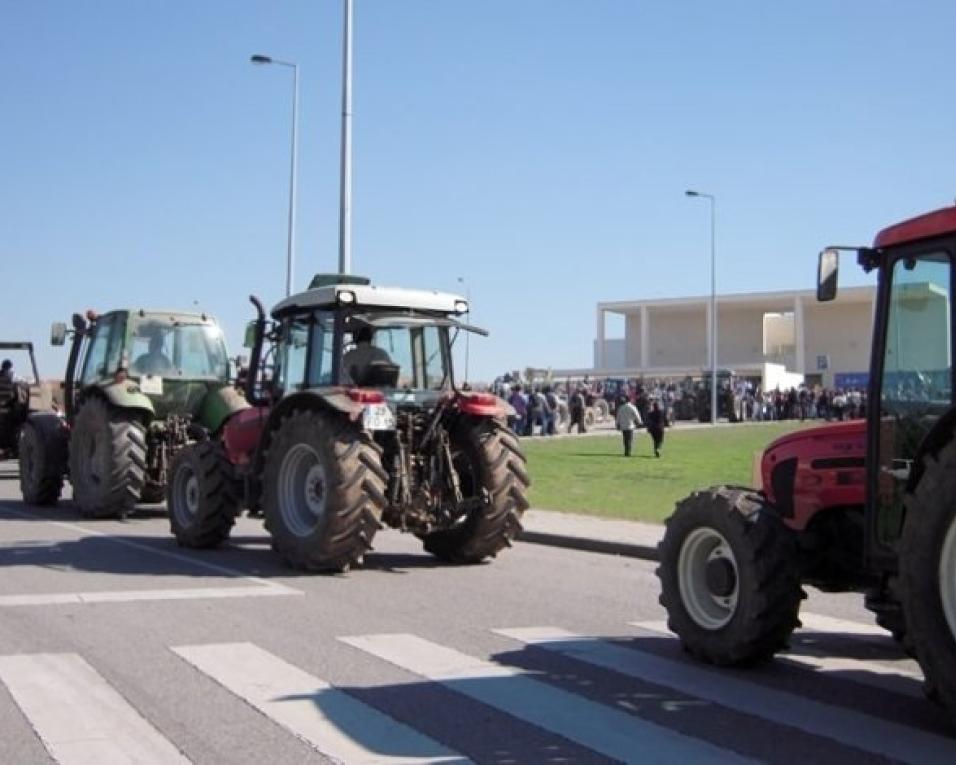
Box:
(0, 613), (951, 764)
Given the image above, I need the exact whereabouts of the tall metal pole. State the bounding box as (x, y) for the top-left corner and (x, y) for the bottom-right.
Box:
(458, 277), (471, 384)
(685, 190), (718, 425)
(338, 0), (353, 274)
(709, 196), (718, 426)
(286, 63), (299, 296)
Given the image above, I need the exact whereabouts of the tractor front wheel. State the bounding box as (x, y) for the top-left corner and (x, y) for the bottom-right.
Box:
(263, 410), (387, 572)
(167, 441), (240, 548)
(69, 398), (146, 518)
(421, 419), (530, 564)
(901, 438), (956, 725)
(657, 486), (803, 665)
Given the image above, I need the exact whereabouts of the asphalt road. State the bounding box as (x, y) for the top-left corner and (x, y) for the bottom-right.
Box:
(0, 461), (953, 764)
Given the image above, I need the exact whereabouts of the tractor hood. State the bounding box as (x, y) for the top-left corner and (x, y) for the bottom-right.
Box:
(765, 419), (866, 455)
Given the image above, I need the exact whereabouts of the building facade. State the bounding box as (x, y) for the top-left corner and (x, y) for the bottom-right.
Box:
(566, 286), (878, 388)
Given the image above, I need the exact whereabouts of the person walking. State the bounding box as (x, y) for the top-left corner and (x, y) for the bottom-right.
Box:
(507, 384), (527, 435)
(568, 386), (587, 434)
(646, 400), (666, 458)
(615, 396), (642, 457)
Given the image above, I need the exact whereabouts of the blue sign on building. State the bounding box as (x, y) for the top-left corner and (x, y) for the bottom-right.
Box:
(834, 372), (869, 389)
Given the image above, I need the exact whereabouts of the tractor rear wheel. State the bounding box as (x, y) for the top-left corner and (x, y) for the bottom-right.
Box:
(263, 409), (387, 572)
(19, 422), (65, 505)
(657, 486), (803, 665)
(422, 419), (530, 564)
(69, 398), (146, 518)
(901, 437), (956, 725)
(167, 441), (240, 548)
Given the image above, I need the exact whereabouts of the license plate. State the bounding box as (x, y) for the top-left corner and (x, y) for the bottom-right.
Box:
(362, 403), (395, 431)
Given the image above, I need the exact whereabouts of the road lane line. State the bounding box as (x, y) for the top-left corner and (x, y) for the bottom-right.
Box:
(339, 632), (753, 765)
(0, 652), (189, 764)
(0, 505), (302, 603)
(172, 642), (467, 765)
(499, 627), (954, 764)
(631, 619), (924, 692)
(0, 584), (301, 607)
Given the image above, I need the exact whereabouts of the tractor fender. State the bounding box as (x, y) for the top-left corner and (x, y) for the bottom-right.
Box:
(906, 403), (956, 494)
(24, 412), (69, 470)
(198, 385), (250, 434)
(96, 381), (155, 420)
(251, 389), (365, 475)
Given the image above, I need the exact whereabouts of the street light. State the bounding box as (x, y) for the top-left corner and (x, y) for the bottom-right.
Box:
(457, 276), (471, 385)
(685, 189), (718, 425)
(251, 54), (299, 297)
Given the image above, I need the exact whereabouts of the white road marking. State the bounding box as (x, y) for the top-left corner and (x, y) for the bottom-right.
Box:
(0, 505), (302, 605)
(796, 611), (890, 637)
(173, 642), (467, 765)
(0, 652), (189, 764)
(499, 627), (955, 765)
(339, 632), (754, 765)
(632, 619), (924, 693)
(0, 584), (300, 607)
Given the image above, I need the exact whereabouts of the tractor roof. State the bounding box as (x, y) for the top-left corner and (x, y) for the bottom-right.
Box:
(874, 206), (956, 249)
(98, 309), (219, 325)
(271, 275), (468, 318)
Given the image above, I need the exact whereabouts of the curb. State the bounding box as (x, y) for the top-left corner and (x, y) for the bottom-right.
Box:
(518, 530), (659, 561)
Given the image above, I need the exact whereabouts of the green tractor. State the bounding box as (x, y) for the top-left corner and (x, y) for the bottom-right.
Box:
(19, 309), (246, 516)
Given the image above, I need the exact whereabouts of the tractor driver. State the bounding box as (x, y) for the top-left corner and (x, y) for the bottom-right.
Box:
(132, 333), (174, 376)
(342, 326), (392, 385)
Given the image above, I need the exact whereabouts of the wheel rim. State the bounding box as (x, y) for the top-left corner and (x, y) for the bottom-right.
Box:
(677, 526), (739, 629)
(941, 511), (956, 642)
(278, 443), (327, 537)
(171, 462), (199, 528)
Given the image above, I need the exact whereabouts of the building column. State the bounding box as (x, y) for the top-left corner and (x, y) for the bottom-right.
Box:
(794, 295), (806, 373)
(596, 307), (606, 368)
(640, 305), (649, 369)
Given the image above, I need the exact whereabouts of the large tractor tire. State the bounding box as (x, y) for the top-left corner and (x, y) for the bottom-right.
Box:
(422, 418), (530, 564)
(263, 409), (387, 572)
(901, 437), (956, 725)
(167, 441), (240, 548)
(19, 421), (65, 505)
(657, 486), (803, 666)
(69, 398), (146, 518)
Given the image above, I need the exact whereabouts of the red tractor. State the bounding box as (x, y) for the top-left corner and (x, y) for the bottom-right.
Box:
(657, 205), (956, 726)
(165, 275), (529, 572)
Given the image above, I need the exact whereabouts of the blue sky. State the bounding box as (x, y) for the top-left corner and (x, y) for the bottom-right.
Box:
(3, 1), (954, 382)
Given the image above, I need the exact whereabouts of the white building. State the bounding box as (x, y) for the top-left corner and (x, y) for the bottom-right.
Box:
(555, 286), (878, 389)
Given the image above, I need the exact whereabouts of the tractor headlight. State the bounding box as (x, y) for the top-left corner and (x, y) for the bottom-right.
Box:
(454, 300), (469, 314)
(338, 290), (357, 304)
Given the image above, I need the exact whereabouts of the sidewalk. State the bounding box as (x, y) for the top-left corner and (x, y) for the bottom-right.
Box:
(519, 508), (663, 561)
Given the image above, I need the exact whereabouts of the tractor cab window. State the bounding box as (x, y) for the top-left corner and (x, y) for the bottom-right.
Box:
(876, 250), (953, 542)
(277, 319), (309, 392)
(341, 314), (451, 390)
(80, 314), (123, 386)
(128, 318), (229, 381)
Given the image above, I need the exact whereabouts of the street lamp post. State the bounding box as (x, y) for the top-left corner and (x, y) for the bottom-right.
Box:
(251, 54), (299, 297)
(457, 277), (471, 385)
(685, 190), (718, 425)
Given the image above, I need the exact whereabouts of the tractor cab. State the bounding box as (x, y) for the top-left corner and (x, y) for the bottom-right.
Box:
(56, 309), (233, 424)
(818, 206), (956, 573)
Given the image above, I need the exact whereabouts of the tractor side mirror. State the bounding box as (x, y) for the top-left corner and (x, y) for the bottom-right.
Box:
(50, 322), (67, 346)
(817, 248), (839, 302)
(243, 321), (258, 349)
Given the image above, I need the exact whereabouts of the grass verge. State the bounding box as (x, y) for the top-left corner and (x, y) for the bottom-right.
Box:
(522, 420), (816, 523)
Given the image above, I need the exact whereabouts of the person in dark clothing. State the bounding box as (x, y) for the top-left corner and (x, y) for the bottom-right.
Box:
(646, 400), (666, 457)
(568, 387), (587, 433)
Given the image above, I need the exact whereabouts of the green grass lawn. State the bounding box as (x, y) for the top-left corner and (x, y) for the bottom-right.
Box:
(522, 421), (816, 523)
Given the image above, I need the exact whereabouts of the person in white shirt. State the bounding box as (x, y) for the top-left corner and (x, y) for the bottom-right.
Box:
(615, 397), (643, 457)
